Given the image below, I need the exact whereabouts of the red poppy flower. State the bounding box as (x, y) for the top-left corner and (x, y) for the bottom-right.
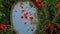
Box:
(20, 16), (23, 19)
(23, 12), (28, 19)
(22, 9), (25, 12)
(0, 24), (7, 30)
(47, 23), (52, 27)
(36, 0), (41, 3)
(50, 24), (54, 29)
(24, 12), (27, 16)
(24, 15), (28, 19)
(38, 4), (43, 8)
(24, 22), (27, 24)
(29, 15), (33, 20)
(26, 12), (28, 15)
(23, 12), (28, 15)
(47, 23), (54, 29)
(20, 5), (23, 8)
(56, 2), (60, 8)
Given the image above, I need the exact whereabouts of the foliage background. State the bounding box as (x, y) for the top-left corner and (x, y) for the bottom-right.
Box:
(0, 0), (60, 34)
(0, 0), (18, 34)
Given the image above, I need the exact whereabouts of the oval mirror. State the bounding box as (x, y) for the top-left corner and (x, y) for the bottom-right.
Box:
(11, 0), (38, 34)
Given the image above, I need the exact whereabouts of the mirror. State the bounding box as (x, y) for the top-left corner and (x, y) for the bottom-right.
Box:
(11, 1), (38, 34)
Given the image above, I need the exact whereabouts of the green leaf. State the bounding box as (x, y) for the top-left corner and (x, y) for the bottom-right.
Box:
(0, 12), (3, 17)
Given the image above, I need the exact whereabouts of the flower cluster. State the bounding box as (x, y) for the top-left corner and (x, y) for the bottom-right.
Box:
(56, 2), (60, 8)
(36, 0), (60, 9)
(36, 0), (43, 8)
(20, 5), (34, 24)
(46, 23), (54, 29)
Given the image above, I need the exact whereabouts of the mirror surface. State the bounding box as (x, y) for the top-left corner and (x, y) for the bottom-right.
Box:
(12, 1), (38, 34)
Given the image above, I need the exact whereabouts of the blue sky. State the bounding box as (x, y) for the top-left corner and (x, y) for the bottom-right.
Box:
(12, 1), (38, 34)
